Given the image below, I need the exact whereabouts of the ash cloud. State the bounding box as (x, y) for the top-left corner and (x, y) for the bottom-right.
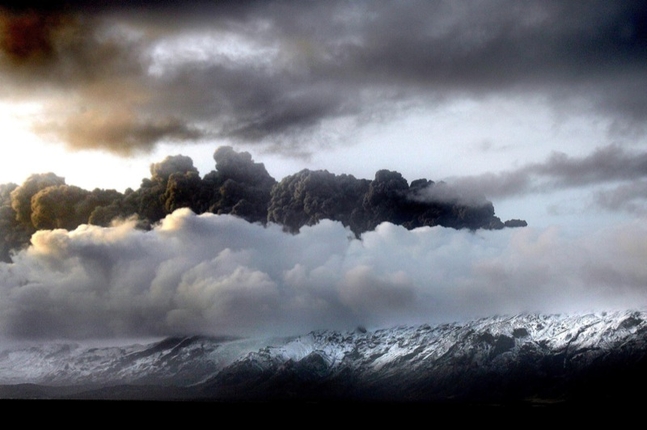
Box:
(0, 210), (645, 340)
(2, 1), (647, 154)
(0, 146), (519, 262)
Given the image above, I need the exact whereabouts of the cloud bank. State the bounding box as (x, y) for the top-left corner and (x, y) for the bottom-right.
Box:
(1, 209), (646, 340)
(1, 1), (646, 155)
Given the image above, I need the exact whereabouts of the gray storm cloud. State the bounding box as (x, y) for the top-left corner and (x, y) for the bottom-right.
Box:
(1, 1), (646, 155)
(1, 209), (646, 340)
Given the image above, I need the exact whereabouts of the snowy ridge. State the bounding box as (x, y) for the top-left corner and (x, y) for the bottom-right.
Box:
(0, 335), (286, 387)
(203, 309), (647, 401)
(243, 310), (647, 372)
(1, 309), (647, 402)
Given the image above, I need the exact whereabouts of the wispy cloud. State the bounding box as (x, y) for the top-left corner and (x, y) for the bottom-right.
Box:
(446, 144), (647, 212)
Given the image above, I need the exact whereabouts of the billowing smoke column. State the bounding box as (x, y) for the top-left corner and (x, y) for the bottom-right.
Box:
(0, 146), (525, 262)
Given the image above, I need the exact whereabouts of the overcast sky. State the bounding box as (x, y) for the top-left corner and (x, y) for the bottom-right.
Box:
(1, 1), (647, 340)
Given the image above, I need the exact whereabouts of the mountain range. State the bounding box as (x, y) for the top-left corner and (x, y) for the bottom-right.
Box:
(1, 309), (646, 405)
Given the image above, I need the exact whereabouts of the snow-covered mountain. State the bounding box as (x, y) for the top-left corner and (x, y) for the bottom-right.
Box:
(2, 310), (647, 404)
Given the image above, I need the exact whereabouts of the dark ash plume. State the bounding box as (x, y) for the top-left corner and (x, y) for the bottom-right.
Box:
(10, 172), (65, 232)
(268, 169), (370, 235)
(267, 167), (516, 237)
(0, 182), (26, 262)
(0, 146), (524, 261)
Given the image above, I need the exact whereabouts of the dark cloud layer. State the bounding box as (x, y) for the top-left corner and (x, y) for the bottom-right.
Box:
(1, 1), (646, 154)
